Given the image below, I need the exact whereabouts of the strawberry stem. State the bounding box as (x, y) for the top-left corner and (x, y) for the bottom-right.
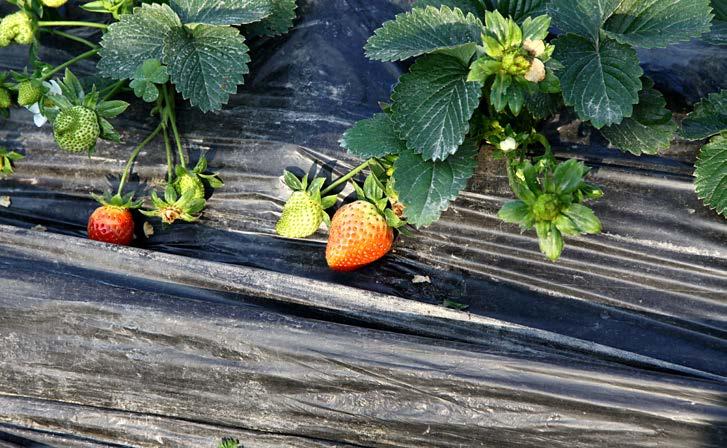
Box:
(321, 159), (370, 195)
(37, 21), (109, 30)
(163, 84), (186, 168)
(117, 122), (163, 196)
(41, 48), (99, 81)
(100, 80), (125, 102)
(41, 29), (99, 50)
(162, 123), (174, 182)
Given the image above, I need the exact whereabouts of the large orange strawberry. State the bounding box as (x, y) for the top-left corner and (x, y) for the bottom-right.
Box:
(87, 192), (141, 245)
(326, 200), (394, 271)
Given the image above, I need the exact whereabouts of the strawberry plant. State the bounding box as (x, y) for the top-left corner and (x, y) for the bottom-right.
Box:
(277, 0), (717, 266)
(0, 0), (296, 244)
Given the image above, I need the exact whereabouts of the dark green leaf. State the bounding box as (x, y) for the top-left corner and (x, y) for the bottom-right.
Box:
(340, 113), (407, 158)
(96, 100), (129, 118)
(680, 90), (727, 141)
(525, 91), (563, 119)
(604, 0), (713, 48)
(714, 0), (727, 20)
(554, 34), (642, 128)
(694, 135), (727, 217)
(498, 200), (532, 226)
(552, 158), (584, 194)
(391, 53), (483, 161)
(548, 0), (621, 41)
(169, 0), (272, 25)
(490, 73), (510, 112)
(164, 24), (250, 112)
(562, 203), (602, 233)
(483, 0), (547, 23)
(97, 3), (181, 80)
(535, 221), (564, 261)
(703, 19), (727, 46)
(600, 84), (676, 155)
(283, 170), (302, 190)
(364, 6), (484, 62)
(412, 0), (487, 17)
(468, 58), (501, 82)
(98, 117), (120, 142)
(393, 142), (478, 227)
(244, 0), (296, 37)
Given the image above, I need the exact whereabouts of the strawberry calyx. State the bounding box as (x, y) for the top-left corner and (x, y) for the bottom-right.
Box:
(141, 184), (205, 224)
(351, 173), (407, 231)
(91, 190), (142, 210)
(275, 171), (338, 237)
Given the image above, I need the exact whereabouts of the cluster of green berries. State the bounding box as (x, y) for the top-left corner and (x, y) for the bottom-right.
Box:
(0, 11), (33, 47)
(501, 53), (531, 77)
(53, 106), (101, 152)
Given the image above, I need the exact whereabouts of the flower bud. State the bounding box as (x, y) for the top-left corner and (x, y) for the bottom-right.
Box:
(524, 58), (546, 83)
(523, 39), (545, 57)
(499, 137), (518, 152)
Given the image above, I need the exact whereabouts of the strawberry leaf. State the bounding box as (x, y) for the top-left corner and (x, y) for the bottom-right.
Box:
(169, 0), (272, 26)
(391, 53), (483, 161)
(600, 82), (676, 156)
(340, 113), (407, 158)
(554, 34), (642, 128)
(694, 135), (727, 218)
(548, 0), (621, 42)
(393, 140), (478, 227)
(164, 25), (250, 112)
(97, 3), (182, 80)
(483, 0), (548, 23)
(244, 0), (297, 38)
(412, 0), (487, 17)
(364, 6), (484, 62)
(603, 0), (713, 49)
(680, 90), (727, 141)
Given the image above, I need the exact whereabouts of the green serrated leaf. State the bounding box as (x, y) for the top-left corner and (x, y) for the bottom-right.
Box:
(170, 0), (272, 25)
(548, 0), (621, 42)
(244, 0), (296, 37)
(99, 117), (120, 142)
(412, 0), (487, 17)
(483, 0), (547, 23)
(96, 100), (130, 118)
(525, 91), (563, 119)
(393, 142), (478, 227)
(601, 84), (676, 155)
(98, 3), (181, 80)
(535, 221), (564, 261)
(680, 90), (727, 141)
(164, 24), (250, 112)
(562, 203), (602, 233)
(603, 0), (713, 49)
(521, 14), (551, 41)
(555, 34), (642, 128)
(695, 135), (727, 217)
(391, 53), (483, 161)
(498, 200), (532, 226)
(703, 19), (727, 46)
(340, 113), (407, 158)
(364, 6), (484, 62)
(714, 0), (727, 20)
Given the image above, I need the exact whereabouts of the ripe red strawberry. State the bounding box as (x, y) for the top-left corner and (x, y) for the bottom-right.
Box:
(326, 200), (394, 271)
(87, 192), (141, 245)
(88, 206), (134, 245)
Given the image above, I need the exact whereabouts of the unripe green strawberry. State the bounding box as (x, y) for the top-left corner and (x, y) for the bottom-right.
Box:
(0, 12), (33, 46)
(53, 106), (100, 153)
(17, 81), (41, 106)
(0, 88), (10, 109)
(174, 172), (205, 200)
(42, 0), (69, 7)
(276, 191), (324, 238)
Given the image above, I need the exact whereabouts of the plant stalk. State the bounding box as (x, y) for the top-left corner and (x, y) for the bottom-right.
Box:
(42, 29), (99, 49)
(117, 123), (164, 195)
(100, 80), (125, 102)
(38, 21), (109, 30)
(320, 159), (371, 195)
(162, 84), (186, 168)
(41, 48), (99, 81)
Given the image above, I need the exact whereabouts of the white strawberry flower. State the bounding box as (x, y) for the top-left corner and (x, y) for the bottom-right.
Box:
(26, 80), (61, 127)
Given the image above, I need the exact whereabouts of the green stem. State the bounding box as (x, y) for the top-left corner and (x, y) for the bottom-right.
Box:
(41, 48), (99, 81)
(162, 124), (174, 182)
(117, 123), (164, 195)
(38, 20), (108, 30)
(321, 159), (371, 195)
(100, 80), (125, 102)
(42, 29), (99, 49)
(163, 84), (186, 168)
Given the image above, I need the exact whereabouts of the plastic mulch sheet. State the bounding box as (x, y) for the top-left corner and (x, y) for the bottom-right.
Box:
(0, 1), (726, 447)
